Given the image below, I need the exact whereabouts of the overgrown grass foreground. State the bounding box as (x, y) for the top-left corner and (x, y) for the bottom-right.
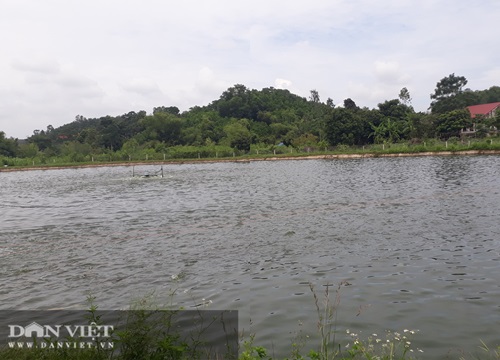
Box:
(1, 285), (500, 360)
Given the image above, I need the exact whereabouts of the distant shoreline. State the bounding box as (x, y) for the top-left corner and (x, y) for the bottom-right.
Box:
(1, 149), (500, 172)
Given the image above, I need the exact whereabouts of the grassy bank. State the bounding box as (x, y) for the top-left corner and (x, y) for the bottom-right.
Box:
(2, 138), (500, 172)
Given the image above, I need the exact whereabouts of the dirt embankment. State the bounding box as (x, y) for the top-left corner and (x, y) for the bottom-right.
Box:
(1, 149), (500, 172)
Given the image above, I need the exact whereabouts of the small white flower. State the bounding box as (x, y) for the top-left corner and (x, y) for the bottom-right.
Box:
(404, 329), (409, 333)
(171, 274), (178, 280)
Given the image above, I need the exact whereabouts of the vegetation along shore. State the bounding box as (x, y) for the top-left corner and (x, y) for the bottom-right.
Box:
(2, 74), (500, 170)
(1, 147), (500, 173)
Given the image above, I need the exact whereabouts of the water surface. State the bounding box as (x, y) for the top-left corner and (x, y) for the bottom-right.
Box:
(1, 156), (500, 358)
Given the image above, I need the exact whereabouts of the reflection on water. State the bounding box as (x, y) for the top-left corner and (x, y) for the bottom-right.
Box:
(1, 156), (500, 359)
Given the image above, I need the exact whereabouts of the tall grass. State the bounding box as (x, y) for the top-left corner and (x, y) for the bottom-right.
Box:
(2, 286), (500, 359)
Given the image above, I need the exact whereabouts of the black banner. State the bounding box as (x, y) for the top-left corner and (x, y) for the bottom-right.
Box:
(0, 310), (238, 359)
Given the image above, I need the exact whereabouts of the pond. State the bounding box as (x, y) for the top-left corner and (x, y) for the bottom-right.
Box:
(1, 156), (499, 358)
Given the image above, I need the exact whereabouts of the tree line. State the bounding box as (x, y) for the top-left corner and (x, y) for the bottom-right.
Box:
(1, 74), (500, 161)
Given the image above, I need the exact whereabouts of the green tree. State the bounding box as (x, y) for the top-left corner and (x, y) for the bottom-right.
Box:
(293, 133), (318, 148)
(309, 89), (320, 103)
(269, 123), (294, 140)
(121, 138), (141, 157)
(153, 106), (180, 116)
(61, 141), (92, 161)
(99, 117), (123, 150)
(77, 127), (100, 148)
(478, 86), (500, 104)
(377, 99), (412, 121)
(430, 73), (468, 113)
(223, 120), (253, 152)
(216, 84), (253, 119)
(431, 73), (468, 100)
(343, 98), (358, 110)
(141, 112), (184, 146)
(494, 107), (500, 129)
(28, 130), (53, 151)
(19, 142), (39, 158)
(399, 87), (412, 106)
(325, 108), (367, 146)
(370, 118), (402, 144)
(0, 131), (19, 157)
(435, 109), (471, 139)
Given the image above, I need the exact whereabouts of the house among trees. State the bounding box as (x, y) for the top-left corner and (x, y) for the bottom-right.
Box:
(467, 102), (500, 119)
(461, 102), (500, 136)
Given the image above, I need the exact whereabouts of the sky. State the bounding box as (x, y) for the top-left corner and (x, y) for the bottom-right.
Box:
(1, 0), (500, 139)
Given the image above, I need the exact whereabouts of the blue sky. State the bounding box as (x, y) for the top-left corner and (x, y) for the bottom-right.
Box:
(1, 0), (500, 139)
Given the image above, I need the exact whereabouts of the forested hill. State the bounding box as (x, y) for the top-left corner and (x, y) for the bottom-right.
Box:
(1, 74), (500, 159)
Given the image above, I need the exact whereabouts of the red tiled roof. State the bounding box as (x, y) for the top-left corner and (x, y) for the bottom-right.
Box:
(467, 102), (500, 118)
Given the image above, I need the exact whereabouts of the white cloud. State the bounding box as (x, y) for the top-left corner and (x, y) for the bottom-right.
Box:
(120, 78), (162, 96)
(275, 79), (292, 89)
(1, 0), (500, 138)
(11, 58), (60, 74)
(374, 61), (410, 85)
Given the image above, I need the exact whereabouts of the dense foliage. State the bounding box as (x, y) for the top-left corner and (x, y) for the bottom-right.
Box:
(1, 75), (500, 163)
